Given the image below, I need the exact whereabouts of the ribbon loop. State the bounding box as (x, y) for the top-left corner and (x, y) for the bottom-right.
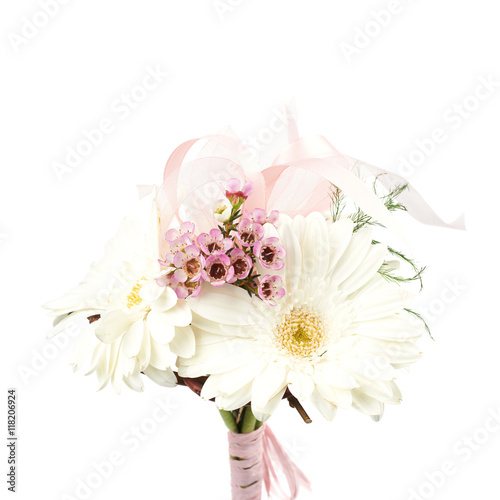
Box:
(158, 111), (464, 249)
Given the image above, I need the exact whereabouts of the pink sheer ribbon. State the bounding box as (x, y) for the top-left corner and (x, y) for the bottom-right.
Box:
(157, 111), (464, 246)
(228, 424), (311, 500)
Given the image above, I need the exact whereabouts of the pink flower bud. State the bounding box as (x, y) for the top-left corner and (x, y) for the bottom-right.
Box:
(197, 228), (233, 255)
(253, 237), (286, 270)
(165, 221), (195, 243)
(258, 275), (285, 306)
(202, 251), (235, 287)
(225, 178), (253, 205)
(227, 248), (253, 282)
(244, 208), (280, 226)
(236, 218), (264, 247)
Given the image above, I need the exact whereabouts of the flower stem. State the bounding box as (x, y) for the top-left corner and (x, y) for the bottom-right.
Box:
(241, 407), (257, 434)
(219, 410), (239, 433)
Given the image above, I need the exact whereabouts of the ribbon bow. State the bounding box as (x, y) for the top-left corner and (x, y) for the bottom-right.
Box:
(157, 108), (464, 248)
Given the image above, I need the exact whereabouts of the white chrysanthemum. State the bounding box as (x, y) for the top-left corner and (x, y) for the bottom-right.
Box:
(44, 193), (196, 393)
(178, 213), (423, 422)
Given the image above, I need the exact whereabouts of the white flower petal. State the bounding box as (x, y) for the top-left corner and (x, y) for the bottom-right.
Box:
(354, 377), (395, 401)
(95, 311), (133, 343)
(252, 387), (286, 422)
(47, 309), (99, 339)
(163, 300), (192, 326)
(122, 319), (145, 358)
(217, 361), (265, 396)
(188, 285), (256, 326)
(147, 311), (176, 344)
(287, 370), (315, 400)
(191, 314), (228, 336)
(276, 219), (302, 291)
(316, 385), (352, 408)
(216, 381), (253, 411)
(352, 276), (414, 321)
(178, 339), (254, 377)
(137, 325), (151, 370)
(310, 388), (338, 421)
(140, 280), (165, 304)
(350, 314), (423, 341)
(86, 342), (107, 375)
(339, 242), (387, 295)
(352, 390), (384, 416)
(191, 327), (231, 346)
(69, 324), (100, 370)
(341, 354), (396, 381)
(123, 367), (145, 392)
(314, 361), (359, 389)
(327, 218), (355, 273)
(144, 366), (177, 387)
(300, 213), (330, 284)
(150, 286), (178, 312)
(149, 338), (172, 370)
(329, 227), (373, 286)
(358, 337), (422, 364)
(291, 214), (307, 241)
(95, 349), (111, 389)
(200, 374), (223, 400)
(251, 363), (288, 412)
(389, 382), (402, 403)
(169, 326), (196, 358)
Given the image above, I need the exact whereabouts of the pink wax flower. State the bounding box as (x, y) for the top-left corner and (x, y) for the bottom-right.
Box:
(171, 276), (203, 299)
(173, 245), (204, 282)
(225, 178), (253, 205)
(165, 221), (196, 243)
(258, 275), (285, 306)
(167, 233), (193, 254)
(158, 232), (193, 266)
(253, 237), (286, 270)
(228, 248), (253, 282)
(155, 270), (202, 299)
(244, 208), (279, 226)
(158, 254), (175, 267)
(236, 218), (264, 247)
(202, 251), (235, 287)
(155, 272), (172, 288)
(197, 228), (233, 255)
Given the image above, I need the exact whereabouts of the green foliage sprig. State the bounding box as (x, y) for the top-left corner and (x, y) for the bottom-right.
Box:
(330, 175), (431, 338)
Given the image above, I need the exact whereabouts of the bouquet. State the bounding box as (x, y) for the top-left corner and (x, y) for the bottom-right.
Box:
(44, 111), (463, 499)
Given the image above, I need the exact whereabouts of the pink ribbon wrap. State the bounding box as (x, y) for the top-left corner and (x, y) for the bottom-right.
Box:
(228, 424), (311, 500)
(157, 109), (464, 250)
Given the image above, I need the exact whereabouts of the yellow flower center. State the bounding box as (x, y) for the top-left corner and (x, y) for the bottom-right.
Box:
(274, 308), (327, 357)
(126, 278), (146, 309)
(215, 202), (229, 215)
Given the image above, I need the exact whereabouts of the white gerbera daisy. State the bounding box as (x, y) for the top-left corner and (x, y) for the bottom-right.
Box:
(44, 192), (196, 393)
(178, 213), (423, 422)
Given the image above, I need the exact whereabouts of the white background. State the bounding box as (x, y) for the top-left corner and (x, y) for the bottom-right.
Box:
(1, 1), (499, 499)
